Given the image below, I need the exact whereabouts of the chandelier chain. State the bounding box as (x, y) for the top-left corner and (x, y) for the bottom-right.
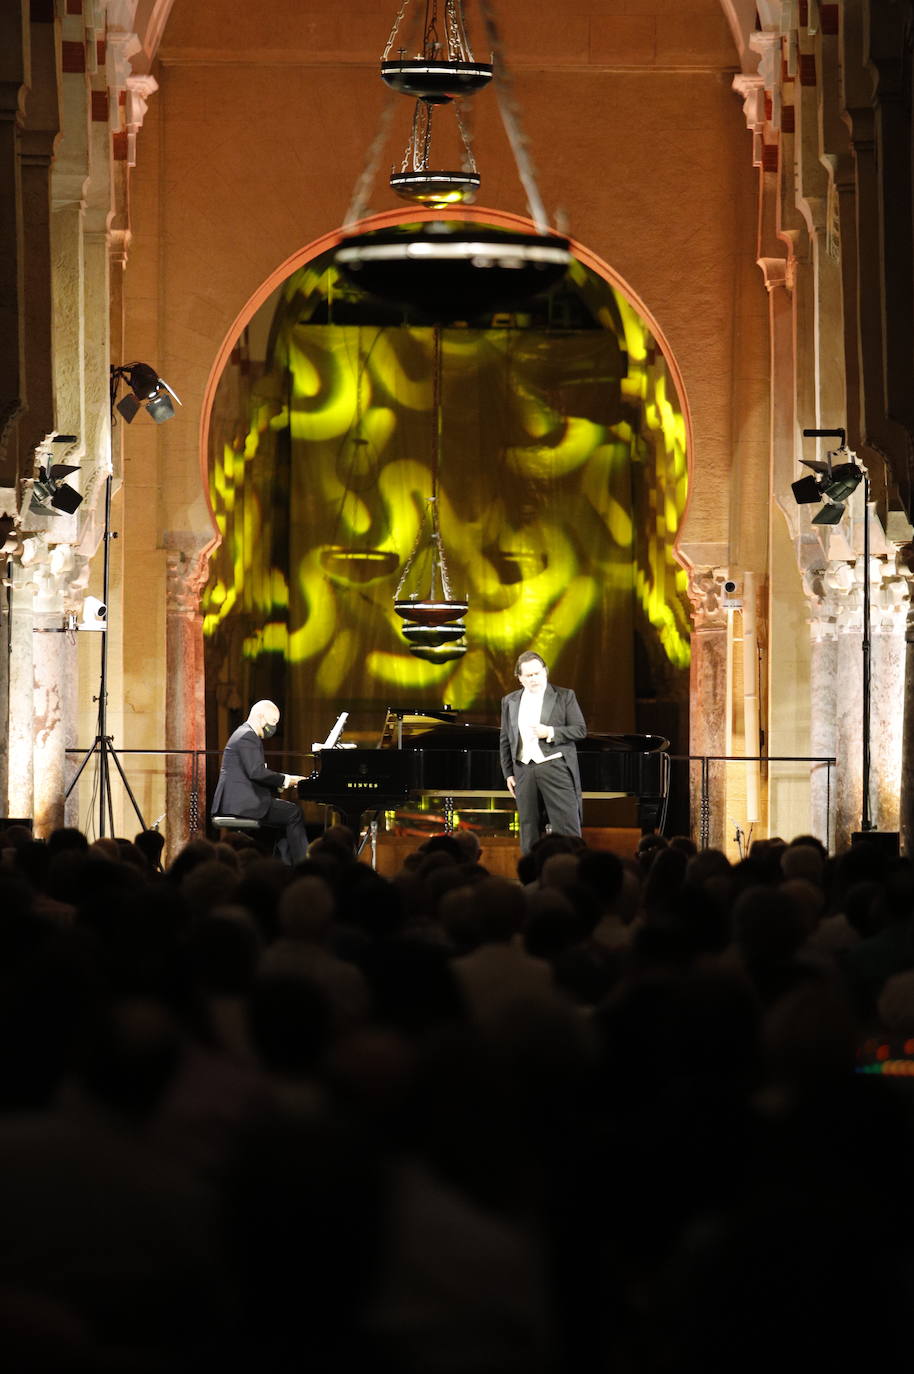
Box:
(476, 0), (549, 231)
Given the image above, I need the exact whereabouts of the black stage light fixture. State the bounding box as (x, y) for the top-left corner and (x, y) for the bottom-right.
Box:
(811, 500), (846, 526)
(29, 435), (83, 516)
(114, 363), (183, 424)
(791, 431), (862, 526)
(791, 473), (821, 504)
(821, 462), (863, 503)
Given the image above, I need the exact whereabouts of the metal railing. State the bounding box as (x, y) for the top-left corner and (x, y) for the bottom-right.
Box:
(64, 745), (313, 839)
(671, 753), (836, 850)
(65, 745), (837, 852)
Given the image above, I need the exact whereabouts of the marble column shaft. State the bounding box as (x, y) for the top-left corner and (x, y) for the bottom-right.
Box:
(7, 572), (34, 821)
(834, 624), (864, 850)
(688, 605), (729, 850)
(32, 612), (67, 833)
(165, 537), (211, 855)
(809, 627), (838, 850)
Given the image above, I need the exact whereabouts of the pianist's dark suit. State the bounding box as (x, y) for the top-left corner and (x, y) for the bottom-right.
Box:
(500, 683), (586, 855)
(211, 722), (308, 863)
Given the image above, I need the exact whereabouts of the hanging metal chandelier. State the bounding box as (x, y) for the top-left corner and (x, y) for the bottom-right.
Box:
(383, 1), (489, 208)
(389, 99), (480, 206)
(335, 0), (571, 320)
(380, 0), (493, 102)
(393, 326), (468, 663)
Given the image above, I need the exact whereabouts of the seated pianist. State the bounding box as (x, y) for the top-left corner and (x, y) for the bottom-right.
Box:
(211, 700), (307, 865)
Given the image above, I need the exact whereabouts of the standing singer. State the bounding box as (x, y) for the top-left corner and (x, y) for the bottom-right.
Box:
(499, 652), (586, 856)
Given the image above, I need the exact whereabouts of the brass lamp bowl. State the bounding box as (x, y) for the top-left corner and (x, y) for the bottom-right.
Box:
(394, 598), (469, 626)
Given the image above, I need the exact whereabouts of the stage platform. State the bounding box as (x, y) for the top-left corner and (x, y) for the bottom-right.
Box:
(359, 828), (642, 879)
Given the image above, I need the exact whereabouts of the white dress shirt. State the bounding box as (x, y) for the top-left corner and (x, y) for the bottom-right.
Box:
(517, 689), (561, 764)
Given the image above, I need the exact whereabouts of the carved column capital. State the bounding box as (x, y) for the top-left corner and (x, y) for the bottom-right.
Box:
(687, 567), (730, 633)
(124, 74), (159, 167)
(165, 531), (214, 618)
(733, 73), (767, 166)
(10, 533), (91, 617)
(106, 31), (143, 92)
(803, 563), (849, 639)
(749, 30), (782, 94)
(759, 254), (792, 292)
(749, 30), (784, 129)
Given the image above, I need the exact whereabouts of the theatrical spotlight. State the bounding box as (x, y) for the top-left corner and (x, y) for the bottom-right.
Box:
(29, 434), (83, 516)
(112, 363), (183, 424)
(792, 429), (862, 525)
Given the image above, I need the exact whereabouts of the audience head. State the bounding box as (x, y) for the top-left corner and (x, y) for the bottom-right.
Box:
(472, 876), (526, 944)
(577, 848), (625, 911)
(134, 828), (166, 872)
(277, 874), (335, 941)
(781, 842), (826, 886)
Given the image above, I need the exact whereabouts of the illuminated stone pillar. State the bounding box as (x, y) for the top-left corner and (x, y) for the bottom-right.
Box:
(834, 601), (864, 850)
(7, 563), (34, 822)
(32, 607), (67, 835)
(896, 543), (914, 855)
(824, 541), (910, 847)
(9, 541), (86, 834)
(824, 563), (863, 851)
(870, 561), (911, 835)
(688, 569), (729, 850)
(807, 584), (839, 850)
(165, 534), (212, 854)
(32, 543), (89, 834)
(0, 538), (8, 815)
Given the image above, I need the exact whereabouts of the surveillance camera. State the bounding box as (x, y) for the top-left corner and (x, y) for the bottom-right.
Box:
(721, 575), (743, 609)
(79, 595), (107, 630)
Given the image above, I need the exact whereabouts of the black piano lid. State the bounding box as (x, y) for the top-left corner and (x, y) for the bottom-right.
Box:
(385, 708), (668, 754)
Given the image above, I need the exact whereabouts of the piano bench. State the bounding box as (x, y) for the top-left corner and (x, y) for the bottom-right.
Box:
(212, 816), (261, 832)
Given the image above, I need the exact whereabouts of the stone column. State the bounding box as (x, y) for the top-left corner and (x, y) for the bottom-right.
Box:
(18, 4), (60, 462)
(0, 6), (27, 479)
(834, 598), (864, 850)
(165, 533), (213, 855)
(32, 606), (67, 834)
(895, 544), (914, 853)
(0, 548), (8, 816)
(13, 539), (88, 834)
(871, 601), (907, 834)
(807, 583), (839, 850)
(687, 569), (729, 850)
(7, 560), (34, 822)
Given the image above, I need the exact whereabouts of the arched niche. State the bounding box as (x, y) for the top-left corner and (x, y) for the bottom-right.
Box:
(199, 208), (694, 833)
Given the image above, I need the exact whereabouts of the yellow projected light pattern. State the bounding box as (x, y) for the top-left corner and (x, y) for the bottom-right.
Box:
(203, 253), (690, 754)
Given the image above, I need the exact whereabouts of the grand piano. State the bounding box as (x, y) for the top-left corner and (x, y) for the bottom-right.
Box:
(297, 708), (670, 835)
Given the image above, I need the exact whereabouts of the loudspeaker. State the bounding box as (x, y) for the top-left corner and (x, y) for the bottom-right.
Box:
(851, 831), (900, 860)
(0, 818), (33, 832)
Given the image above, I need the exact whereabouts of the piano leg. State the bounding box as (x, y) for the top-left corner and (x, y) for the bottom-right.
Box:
(354, 809), (382, 867)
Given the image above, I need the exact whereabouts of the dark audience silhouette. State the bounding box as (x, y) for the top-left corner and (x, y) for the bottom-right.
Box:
(0, 822), (912, 1371)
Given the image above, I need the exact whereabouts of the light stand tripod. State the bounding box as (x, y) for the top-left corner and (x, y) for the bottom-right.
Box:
(65, 466), (148, 837)
(66, 362), (181, 837)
